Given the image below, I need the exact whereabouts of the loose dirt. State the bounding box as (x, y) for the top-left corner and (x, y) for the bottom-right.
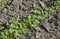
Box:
(14, 9), (60, 39)
(0, 0), (54, 26)
(0, 0), (59, 39)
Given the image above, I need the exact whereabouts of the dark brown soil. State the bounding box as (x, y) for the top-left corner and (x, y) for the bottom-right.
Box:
(13, 9), (60, 39)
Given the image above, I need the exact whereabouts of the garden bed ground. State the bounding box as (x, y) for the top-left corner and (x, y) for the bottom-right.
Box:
(14, 8), (60, 39)
(0, 0), (60, 39)
(0, 0), (54, 26)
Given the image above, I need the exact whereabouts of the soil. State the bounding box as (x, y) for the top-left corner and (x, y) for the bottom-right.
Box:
(41, 0), (54, 7)
(13, 9), (60, 39)
(0, 0), (60, 39)
(0, 0), (41, 25)
(0, 0), (54, 26)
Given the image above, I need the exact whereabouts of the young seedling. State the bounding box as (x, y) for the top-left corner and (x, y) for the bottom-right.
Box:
(0, 0), (5, 5)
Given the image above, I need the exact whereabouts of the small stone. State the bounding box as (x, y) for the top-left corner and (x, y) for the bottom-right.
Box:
(36, 32), (40, 38)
